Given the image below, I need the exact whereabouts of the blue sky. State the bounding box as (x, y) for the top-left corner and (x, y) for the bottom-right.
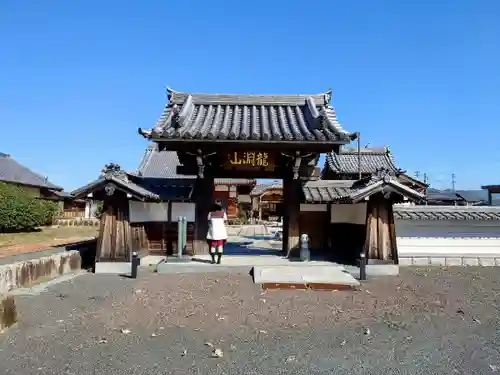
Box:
(1, 0), (499, 191)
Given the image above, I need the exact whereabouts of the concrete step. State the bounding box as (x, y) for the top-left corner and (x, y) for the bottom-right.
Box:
(253, 264), (360, 288)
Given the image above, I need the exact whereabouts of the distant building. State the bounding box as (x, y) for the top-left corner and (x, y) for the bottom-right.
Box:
(0, 151), (62, 197)
(0, 152), (99, 219)
(481, 185), (500, 206)
(321, 146), (428, 194)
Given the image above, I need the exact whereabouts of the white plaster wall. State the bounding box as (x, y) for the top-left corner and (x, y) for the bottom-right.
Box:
(84, 200), (100, 219)
(396, 219), (500, 264)
(330, 203), (367, 225)
(300, 204), (327, 212)
(129, 202), (169, 223)
(397, 237), (500, 256)
(171, 202), (196, 222)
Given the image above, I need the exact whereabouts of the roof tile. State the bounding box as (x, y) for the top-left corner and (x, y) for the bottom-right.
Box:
(394, 206), (500, 221)
(325, 147), (400, 175)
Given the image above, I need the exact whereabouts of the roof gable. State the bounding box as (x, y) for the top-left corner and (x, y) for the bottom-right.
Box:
(0, 152), (62, 190)
(303, 172), (425, 203)
(72, 163), (195, 202)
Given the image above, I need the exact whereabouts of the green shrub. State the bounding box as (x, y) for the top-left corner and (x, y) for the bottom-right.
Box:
(94, 202), (104, 219)
(0, 182), (58, 232)
(36, 199), (59, 226)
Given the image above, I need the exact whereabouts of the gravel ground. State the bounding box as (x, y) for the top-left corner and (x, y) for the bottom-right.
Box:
(1, 267), (500, 374)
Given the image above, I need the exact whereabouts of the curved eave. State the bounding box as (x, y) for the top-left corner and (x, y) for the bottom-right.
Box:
(350, 178), (425, 203)
(71, 177), (160, 202)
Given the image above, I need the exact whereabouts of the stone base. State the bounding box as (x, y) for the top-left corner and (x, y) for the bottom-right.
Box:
(94, 262), (131, 275)
(253, 265), (360, 287)
(399, 255), (500, 267)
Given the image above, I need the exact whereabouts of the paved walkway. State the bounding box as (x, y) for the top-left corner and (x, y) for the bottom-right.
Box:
(237, 225), (270, 237)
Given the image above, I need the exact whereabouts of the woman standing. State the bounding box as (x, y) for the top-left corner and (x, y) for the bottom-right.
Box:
(206, 200), (228, 264)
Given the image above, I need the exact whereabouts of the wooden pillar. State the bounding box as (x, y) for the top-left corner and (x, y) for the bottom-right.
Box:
(193, 175), (214, 255)
(362, 198), (374, 259)
(283, 176), (300, 258)
(324, 203), (332, 250)
(363, 194), (397, 263)
(387, 202), (398, 264)
(96, 194), (132, 263)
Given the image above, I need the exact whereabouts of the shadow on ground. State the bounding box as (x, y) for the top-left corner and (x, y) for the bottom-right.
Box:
(218, 241), (282, 256)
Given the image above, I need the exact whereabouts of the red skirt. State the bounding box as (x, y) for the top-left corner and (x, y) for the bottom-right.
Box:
(207, 239), (227, 247)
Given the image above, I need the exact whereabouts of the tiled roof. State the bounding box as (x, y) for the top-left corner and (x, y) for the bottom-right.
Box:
(426, 190), (466, 203)
(394, 206), (500, 221)
(324, 147), (400, 175)
(302, 180), (355, 203)
(0, 152), (62, 190)
(302, 176), (425, 204)
(138, 89), (356, 143)
(135, 144), (193, 179)
(349, 177), (425, 203)
(71, 175), (161, 201)
(250, 182), (283, 196)
(134, 144), (255, 185)
(72, 162), (194, 202)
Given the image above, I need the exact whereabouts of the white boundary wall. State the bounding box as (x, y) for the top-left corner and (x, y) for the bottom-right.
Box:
(397, 237), (500, 266)
(394, 205), (500, 266)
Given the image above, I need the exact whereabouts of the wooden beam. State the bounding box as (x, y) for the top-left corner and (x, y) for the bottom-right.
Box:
(283, 176), (300, 258)
(193, 174), (214, 254)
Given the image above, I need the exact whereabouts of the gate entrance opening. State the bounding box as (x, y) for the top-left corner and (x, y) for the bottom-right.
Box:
(71, 88), (427, 267)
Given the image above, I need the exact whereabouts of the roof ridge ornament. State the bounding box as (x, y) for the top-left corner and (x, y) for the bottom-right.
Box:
(100, 163), (129, 182)
(324, 88), (332, 105)
(166, 87), (177, 101)
(373, 167), (394, 181)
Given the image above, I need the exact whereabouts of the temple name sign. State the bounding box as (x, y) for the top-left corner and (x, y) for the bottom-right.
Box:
(224, 151), (275, 171)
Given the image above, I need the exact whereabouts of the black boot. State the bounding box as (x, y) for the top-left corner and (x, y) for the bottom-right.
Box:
(216, 253), (222, 264)
(210, 253), (216, 264)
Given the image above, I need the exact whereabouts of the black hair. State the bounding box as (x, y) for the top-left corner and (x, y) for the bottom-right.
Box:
(212, 199), (223, 211)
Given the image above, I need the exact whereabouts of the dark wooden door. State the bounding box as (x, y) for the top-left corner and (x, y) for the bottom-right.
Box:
(298, 211), (328, 251)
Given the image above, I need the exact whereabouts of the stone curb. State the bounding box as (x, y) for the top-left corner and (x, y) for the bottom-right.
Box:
(0, 250), (82, 332)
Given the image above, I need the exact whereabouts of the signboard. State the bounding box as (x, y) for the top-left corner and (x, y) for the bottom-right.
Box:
(224, 151), (275, 171)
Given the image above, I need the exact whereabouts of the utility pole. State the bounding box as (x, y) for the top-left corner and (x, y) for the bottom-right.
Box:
(415, 171), (420, 180)
(423, 173), (428, 185)
(451, 173), (456, 192)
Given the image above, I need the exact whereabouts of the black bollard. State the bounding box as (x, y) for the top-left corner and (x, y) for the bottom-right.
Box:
(359, 252), (367, 281)
(131, 252), (140, 279)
